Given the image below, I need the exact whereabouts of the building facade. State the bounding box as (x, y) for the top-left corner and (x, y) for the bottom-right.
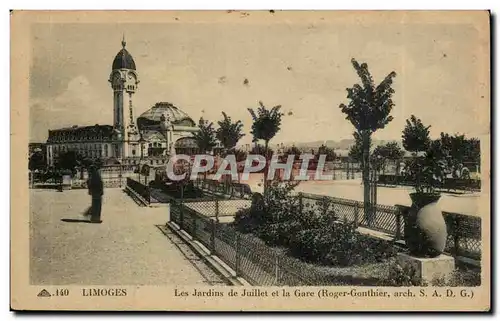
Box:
(46, 125), (115, 167)
(45, 37), (199, 167)
(137, 101), (199, 157)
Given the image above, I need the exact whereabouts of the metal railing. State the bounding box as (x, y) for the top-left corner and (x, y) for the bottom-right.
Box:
(298, 192), (481, 260)
(169, 199), (348, 286)
(377, 174), (481, 192)
(193, 178), (253, 199)
(193, 178), (481, 260)
(126, 177), (151, 205)
(169, 190), (481, 286)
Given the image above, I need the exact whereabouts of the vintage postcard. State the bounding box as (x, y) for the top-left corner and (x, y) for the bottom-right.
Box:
(11, 10), (490, 311)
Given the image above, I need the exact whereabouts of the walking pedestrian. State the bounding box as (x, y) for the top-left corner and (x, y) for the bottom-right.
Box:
(87, 165), (104, 223)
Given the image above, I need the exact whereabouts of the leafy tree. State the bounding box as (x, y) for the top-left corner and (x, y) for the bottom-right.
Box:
(284, 146), (302, 161)
(250, 144), (274, 157)
(247, 101), (283, 152)
(191, 117), (217, 180)
(371, 142), (405, 174)
(29, 150), (46, 185)
(466, 138), (480, 163)
(216, 112), (245, 155)
(439, 133), (481, 178)
(29, 151), (45, 171)
(248, 101), (284, 192)
(439, 132), (465, 178)
(231, 149), (248, 163)
(317, 145), (336, 161)
(55, 150), (80, 176)
(79, 156), (93, 169)
(465, 138), (481, 171)
(381, 142), (405, 161)
(339, 58), (396, 223)
(348, 132), (368, 163)
(404, 140), (448, 194)
(402, 116), (447, 194)
(402, 115), (431, 153)
(192, 117), (217, 154)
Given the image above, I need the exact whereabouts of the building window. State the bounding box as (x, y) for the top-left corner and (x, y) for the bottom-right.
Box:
(132, 150), (136, 156)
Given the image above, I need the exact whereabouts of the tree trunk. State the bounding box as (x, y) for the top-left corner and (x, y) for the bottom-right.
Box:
(264, 140), (269, 194)
(361, 132), (371, 226)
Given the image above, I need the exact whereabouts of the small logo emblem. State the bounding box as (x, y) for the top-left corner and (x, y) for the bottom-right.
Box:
(37, 289), (51, 297)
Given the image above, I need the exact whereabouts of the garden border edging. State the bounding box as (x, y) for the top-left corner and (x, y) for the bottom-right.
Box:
(164, 222), (251, 287)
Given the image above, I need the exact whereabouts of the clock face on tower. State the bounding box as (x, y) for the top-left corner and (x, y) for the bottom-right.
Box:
(127, 72), (135, 82)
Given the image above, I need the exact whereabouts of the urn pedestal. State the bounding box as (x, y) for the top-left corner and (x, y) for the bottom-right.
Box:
(397, 253), (455, 284)
(398, 192), (454, 283)
(61, 174), (72, 191)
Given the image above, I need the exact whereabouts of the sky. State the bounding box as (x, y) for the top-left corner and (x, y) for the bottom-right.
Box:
(29, 14), (489, 145)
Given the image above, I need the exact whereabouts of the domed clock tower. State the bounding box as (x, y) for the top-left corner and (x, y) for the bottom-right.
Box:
(109, 36), (140, 160)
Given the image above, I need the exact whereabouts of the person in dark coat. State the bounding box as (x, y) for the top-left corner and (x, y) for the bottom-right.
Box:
(87, 165), (104, 223)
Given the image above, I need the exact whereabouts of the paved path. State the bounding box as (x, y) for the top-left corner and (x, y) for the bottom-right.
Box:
(30, 188), (225, 286)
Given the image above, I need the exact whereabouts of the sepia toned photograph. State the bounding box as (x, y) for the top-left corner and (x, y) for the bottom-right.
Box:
(11, 10), (490, 311)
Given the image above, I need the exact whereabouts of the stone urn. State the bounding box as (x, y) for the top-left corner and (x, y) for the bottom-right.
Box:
(403, 193), (447, 258)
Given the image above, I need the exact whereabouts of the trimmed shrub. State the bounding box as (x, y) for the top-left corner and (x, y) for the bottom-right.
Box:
(288, 228), (323, 262)
(235, 180), (397, 268)
(288, 221), (396, 267)
(258, 223), (282, 246)
(323, 222), (360, 266)
(384, 262), (424, 286)
(233, 208), (257, 234)
(258, 220), (303, 247)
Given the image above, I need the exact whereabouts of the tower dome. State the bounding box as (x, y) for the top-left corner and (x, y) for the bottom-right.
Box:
(112, 37), (136, 70)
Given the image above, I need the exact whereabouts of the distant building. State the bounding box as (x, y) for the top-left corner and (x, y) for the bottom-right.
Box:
(46, 125), (114, 167)
(137, 102), (199, 157)
(45, 37), (199, 167)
